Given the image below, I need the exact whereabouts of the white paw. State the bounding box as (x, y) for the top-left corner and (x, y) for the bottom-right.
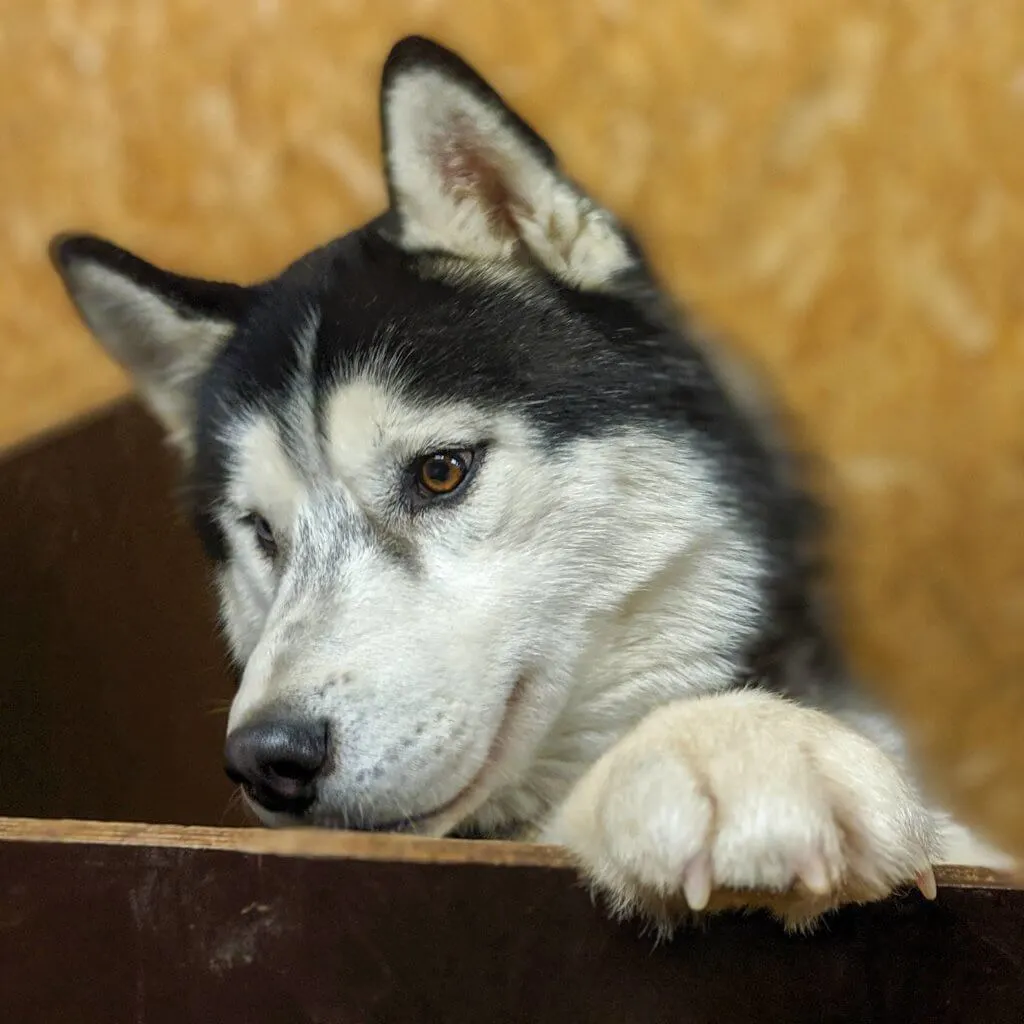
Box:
(542, 690), (940, 932)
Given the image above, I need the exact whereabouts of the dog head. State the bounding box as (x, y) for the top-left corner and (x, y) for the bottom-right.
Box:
(51, 37), (783, 834)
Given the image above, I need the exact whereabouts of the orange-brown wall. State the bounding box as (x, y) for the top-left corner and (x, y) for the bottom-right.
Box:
(2, 0), (1023, 856)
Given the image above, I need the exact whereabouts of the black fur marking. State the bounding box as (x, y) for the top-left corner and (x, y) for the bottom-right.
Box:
(49, 232), (256, 325)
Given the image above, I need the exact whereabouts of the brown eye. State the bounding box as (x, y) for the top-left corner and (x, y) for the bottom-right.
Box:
(416, 450), (473, 497)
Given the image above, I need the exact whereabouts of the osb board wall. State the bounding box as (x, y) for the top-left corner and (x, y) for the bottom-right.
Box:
(2, 1), (1024, 855)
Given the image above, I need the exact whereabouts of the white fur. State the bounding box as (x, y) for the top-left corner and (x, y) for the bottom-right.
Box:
(542, 690), (938, 930)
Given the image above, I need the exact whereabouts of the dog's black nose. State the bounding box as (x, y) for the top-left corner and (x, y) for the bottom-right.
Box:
(224, 717), (328, 814)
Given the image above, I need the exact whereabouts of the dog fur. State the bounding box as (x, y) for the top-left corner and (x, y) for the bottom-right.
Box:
(49, 35), (1013, 933)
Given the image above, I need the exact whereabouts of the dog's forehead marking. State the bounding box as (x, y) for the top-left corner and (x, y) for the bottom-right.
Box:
(224, 413), (306, 519)
(323, 376), (498, 475)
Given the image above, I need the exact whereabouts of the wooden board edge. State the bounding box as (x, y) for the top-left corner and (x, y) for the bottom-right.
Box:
(0, 816), (1018, 891)
(0, 816), (572, 868)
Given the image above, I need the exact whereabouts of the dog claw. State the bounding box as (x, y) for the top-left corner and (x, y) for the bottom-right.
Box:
(797, 853), (832, 896)
(682, 851), (712, 911)
(916, 867), (937, 901)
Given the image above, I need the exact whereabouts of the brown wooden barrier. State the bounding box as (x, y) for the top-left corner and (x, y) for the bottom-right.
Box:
(0, 818), (1022, 1024)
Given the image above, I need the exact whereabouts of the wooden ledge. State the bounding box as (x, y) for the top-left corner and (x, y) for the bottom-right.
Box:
(0, 815), (570, 868)
(0, 815), (1017, 890)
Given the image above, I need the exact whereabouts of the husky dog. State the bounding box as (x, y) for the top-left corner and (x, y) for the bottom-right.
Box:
(50, 36), (1011, 931)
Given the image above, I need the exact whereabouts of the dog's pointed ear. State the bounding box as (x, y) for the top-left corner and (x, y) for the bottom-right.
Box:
(49, 233), (255, 459)
(380, 36), (637, 291)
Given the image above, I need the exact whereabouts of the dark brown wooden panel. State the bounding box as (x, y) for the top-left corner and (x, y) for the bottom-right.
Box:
(0, 401), (238, 825)
(0, 820), (1022, 1024)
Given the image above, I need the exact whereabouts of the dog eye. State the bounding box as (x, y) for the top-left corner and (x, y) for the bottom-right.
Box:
(243, 513), (278, 559)
(414, 450), (474, 498)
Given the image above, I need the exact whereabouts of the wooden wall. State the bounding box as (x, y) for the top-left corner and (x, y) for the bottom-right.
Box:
(1, 1), (1023, 855)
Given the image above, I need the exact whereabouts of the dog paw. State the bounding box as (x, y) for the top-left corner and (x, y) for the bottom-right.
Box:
(541, 690), (940, 933)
